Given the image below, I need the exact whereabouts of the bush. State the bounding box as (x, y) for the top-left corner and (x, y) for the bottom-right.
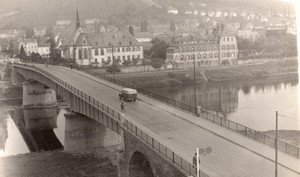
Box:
(106, 65), (121, 73)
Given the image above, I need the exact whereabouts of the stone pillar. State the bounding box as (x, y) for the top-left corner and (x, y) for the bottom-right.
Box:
(10, 67), (24, 85)
(64, 112), (120, 151)
(22, 81), (57, 107)
(196, 106), (202, 117)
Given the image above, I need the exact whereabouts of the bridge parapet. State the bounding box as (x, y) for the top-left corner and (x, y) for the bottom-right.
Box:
(13, 63), (198, 177)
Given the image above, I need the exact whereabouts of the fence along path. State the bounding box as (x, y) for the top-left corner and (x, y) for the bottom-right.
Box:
(80, 68), (299, 159)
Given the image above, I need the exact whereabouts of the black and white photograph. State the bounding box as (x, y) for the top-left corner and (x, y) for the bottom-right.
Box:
(0, 0), (299, 176)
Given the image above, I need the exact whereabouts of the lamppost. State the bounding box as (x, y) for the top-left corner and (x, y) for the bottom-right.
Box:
(275, 111), (278, 177)
(193, 54), (197, 114)
(193, 147), (212, 177)
(110, 43), (115, 80)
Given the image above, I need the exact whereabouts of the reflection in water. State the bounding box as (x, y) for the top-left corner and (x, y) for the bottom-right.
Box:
(0, 115), (8, 152)
(64, 113), (119, 152)
(152, 79), (299, 131)
(10, 107), (63, 152)
(167, 82), (239, 116)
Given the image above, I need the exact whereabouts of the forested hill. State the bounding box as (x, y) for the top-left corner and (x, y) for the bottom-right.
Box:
(0, 0), (294, 28)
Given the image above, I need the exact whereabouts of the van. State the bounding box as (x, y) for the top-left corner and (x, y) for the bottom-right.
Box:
(119, 88), (137, 102)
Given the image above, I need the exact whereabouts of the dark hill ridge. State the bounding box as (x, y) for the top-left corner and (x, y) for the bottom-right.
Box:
(0, 0), (294, 27)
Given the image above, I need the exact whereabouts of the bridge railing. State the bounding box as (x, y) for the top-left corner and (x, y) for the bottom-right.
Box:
(14, 63), (198, 177)
(78, 68), (300, 159)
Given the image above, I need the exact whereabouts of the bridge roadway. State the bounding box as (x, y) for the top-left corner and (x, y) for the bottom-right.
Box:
(30, 64), (300, 177)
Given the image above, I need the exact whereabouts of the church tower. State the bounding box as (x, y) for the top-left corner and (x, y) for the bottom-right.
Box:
(76, 8), (80, 28)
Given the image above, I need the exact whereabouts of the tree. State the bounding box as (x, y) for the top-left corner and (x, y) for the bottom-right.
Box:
(170, 21), (176, 32)
(132, 58), (139, 65)
(129, 25), (134, 36)
(19, 45), (27, 61)
(106, 65), (121, 73)
(150, 38), (169, 60)
(141, 20), (148, 32)
(150, 58), (164, 69)
(122, 59), (131, 66)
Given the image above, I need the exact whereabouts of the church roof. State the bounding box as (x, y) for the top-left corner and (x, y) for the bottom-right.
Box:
(75, 31), (140, 48)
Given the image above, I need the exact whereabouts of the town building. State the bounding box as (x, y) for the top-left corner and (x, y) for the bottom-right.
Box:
(73, 31), (143, 66)
(37, 41), (51, 58)
(33, 26), (46, 37)
(19, 39), (38, 56)
(0, 29), (26, 39)
(165, 34), (238, 69)
(60, 9), (143, 66)
(237, 29), (261, 41)
(167, 7), (178, 15)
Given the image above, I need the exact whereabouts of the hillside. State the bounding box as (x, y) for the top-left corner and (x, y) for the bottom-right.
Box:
(0, 0), (295, 28)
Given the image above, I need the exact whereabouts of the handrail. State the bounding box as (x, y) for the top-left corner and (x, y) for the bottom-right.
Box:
(77, 67), (300, 159)
(13, 63), (198, 176)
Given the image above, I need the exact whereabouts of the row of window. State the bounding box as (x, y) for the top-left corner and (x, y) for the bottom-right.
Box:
(175, 53), (219, 60)
(174, 52), (236, 60)
(107, 55), (141, 61)
(223, 37), (235, 42)
(221, 44), (236, 50)
(178, 45), (219, 53)
(98, 46), (141, 55)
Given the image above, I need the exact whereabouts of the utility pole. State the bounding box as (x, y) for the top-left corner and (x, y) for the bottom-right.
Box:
(275, 111), (278, 177)
(193, 55), (197, 114)
(112, 44), (115, 80)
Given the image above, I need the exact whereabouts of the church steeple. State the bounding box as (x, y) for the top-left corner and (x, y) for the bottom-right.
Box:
(76, 8), (80, 28)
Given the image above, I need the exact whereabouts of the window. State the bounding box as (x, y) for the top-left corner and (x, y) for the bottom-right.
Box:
(203, 54), (207, 59)
(78, 49), (82, 59)
(227, 52), (231, 57)
(132, 55), (135, 59)
(84, 48), (88, 59)
(180, 55), (184, 60)
(214, 53), (218, 58)
(191, 54), (195, 59)
(197, 54), (201, 59)
(101, 48), (104, 55)
(95, 58), (98, 63)
(222, 45), (225, 50)
(95, 49), (99, 56)
(117, 48), (120, 52)
(226, 45), (230, 50)
(122, 48), (125, 52)
(231, 45), (235, 49)
(122, 56), (126, 60)
(127, 55), (130, 60)
(132, 47), (135, 52)
(203, 46), (207, 51)
(209, 53), (213, 58)
(117, 56), (120, 60)
(137, 55), (140, 59)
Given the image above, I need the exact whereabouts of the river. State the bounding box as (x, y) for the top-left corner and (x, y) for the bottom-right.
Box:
(150, 78), (299, 131)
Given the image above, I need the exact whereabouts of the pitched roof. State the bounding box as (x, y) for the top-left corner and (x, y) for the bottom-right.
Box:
(75, 31), (140, 48)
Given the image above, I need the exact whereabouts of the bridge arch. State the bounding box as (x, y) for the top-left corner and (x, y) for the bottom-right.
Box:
(129, 151), (154, 177)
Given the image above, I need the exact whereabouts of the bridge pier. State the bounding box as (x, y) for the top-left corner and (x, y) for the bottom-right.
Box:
(64, 112), (121, 151)
(22, 81), (57, 107)
(10, 66), (24, 85)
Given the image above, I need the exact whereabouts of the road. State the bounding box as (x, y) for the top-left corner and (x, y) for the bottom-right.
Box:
(33, 64), (300, 177)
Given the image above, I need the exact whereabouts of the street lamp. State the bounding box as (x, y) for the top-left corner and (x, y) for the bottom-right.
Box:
(193, 54), (197, 114)
(193, 147), (212, 177)
(109, 43), (115, 80)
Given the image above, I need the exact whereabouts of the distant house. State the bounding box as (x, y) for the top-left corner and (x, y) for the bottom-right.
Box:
(185, 10), (193, 15)
(237, 29), (261, 41)
(37, 41), (51, 58)
(19, 39), (38, 56)
(33, 26), (46, 37)
(134, 32), (153, 43)
(167, 7), (178, 14)
(0, 29), (26, 39)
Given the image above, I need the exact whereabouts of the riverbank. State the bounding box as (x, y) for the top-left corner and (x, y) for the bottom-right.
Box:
(0, 147), (119, 177)
(114, 59), (298, 88)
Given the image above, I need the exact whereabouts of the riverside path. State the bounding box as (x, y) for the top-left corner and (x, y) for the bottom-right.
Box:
(15, 64), (300, 177)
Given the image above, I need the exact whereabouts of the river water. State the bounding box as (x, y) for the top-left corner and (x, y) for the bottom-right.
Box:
(150, 78), (299, 131)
